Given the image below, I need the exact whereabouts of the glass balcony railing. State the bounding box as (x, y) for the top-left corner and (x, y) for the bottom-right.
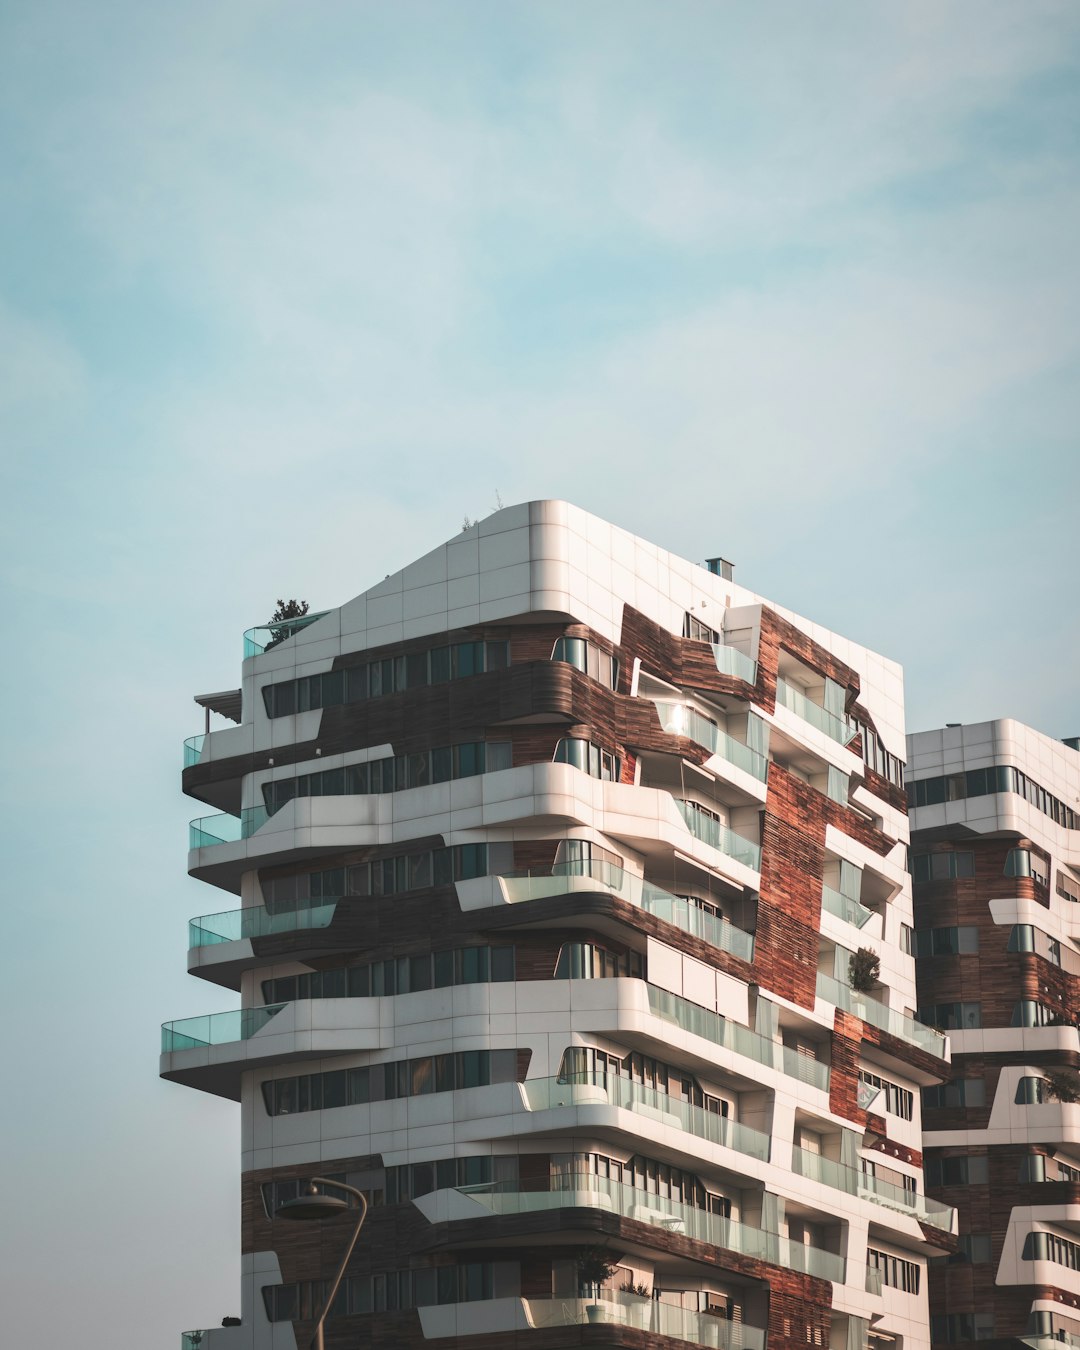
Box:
(652, 702), (768, 781)
(524, 1293), (766, 1348)
(189, 806), (269, 850)
(243, 611), (330, 659)
(676, 801), (762, 871)
(775, 678), (856, 746)
(458, 1176), (846, 1283)
(183, 734), (207, 768)
(792, 1148), (955, 1230)
(816, 971), (947, 1060)
(522, 1072), (770, 1162)
(646, 985), (831, 1092)
(189, 901), (338, 948)
(161, 1004), (285, 1052)
(181, 1335), (206, 1350)
(497, 861), (755, 963)
(821, 885), (874, 930)
(711, 643), (759, 685)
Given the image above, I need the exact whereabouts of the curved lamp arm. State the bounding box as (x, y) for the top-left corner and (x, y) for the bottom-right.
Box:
(300, 1177), (369, 1350)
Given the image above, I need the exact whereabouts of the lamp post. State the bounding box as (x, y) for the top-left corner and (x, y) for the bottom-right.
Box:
(276, 1177), (368, 1350)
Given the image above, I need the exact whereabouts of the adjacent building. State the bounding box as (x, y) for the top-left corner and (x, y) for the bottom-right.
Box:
(908, 722), (1080, 1350)
(165, 500), (954, 1350)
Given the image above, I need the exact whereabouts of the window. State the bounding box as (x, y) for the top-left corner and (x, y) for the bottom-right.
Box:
(867, 1248), (920, 1294)
(1059, 1159), (1080, 1183)
(899, 924), (914, 956)
(911, 851), (975, 884)
(554, 942), (644, 980)
(924, 1078), (986, 1108)
(261, 946), (515, 1004)
(1023, 1231), (1080, 1269)
(553, 738), (620, 781)
(262, 1171), (384, 1219)
(684, 613), (721, 644)
(1058, 872), (1080, 904)
(553, 840), (624, 884)
(858, 1070), (914, 1120)
(931, 1314), (995, 1342)
(1012, 1002), (1055, 1028)
(917, 1002), (981, 1030)
(263, 1263), (505, 1321)
(850, 719), (905, 789)
(908, 765), (1079, 831)
(262, 639), (510, 719)
(1016, 1076), (1054, 1104)
(914, 926), (979, 957)
(947, 1235), (992, 1264)
(263, 741), (513, 813)
(1019, 1153), (1047, 1182)
(550, 637), (619, 690)
(259, 843), (509, 915)
(925, 1156), (988, 1186)
(262, 1049), (519, 1117)
(1006, 848), (1049, 886)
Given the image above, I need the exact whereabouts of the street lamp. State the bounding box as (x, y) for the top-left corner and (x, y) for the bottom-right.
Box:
(276, 1177), (368, 1350)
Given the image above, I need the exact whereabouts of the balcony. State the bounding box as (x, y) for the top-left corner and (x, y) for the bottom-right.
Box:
(497, 861), (755, 962)
(525, 1293), (766, 1346)
(645, 985), (831, 1092)
(816, 972), (947, 1060)
(183, 734), (206, 768)
(676, 801), (762, 871)
(712, 643), (759, 685)
(160, 1004), (284, 1053)
(651, 701), (767, 781)
(775, 678), (856, 746)
(454, 1176), (846, 1283)
(821, 884), (874, 930)
(242, 610), (329, 658)
(791, 1148), (956, 1231)
(189, 901), (337, 948)
(188, 806), (269, 849)
(522, 1072), (770, 1162)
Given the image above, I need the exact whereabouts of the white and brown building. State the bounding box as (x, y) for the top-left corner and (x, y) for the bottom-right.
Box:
(908, 722), (1080, 1350)
(165, 500), (954, 1350)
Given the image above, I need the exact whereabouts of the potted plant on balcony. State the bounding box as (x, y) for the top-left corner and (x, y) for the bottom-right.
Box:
(577, 1245), (620, 1323)
(265, 598), (309, 651)
(848, 947), (880, 1014)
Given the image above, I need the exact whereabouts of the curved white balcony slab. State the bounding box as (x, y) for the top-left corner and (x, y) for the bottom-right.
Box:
(160, 999), (389, 1100)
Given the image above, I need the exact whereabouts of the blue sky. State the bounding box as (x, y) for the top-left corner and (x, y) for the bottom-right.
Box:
(2, 3), (1078, 1345)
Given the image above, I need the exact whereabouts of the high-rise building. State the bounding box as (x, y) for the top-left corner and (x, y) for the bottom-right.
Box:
(166, 500), (954, 1350)
(908, 721), (1080, 1350)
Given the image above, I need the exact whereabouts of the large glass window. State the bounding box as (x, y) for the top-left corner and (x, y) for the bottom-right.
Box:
(917, 1002), (981, 1030)
(262, 1049), (519, 1118)
(924, 1078), (986, 1108)
(553, 738), (620, 781)
(263, 741), (512, 814)
(911, 851), (975, 884)
(925, 1156), (988, 1186)
(914, 926), (979, 957)
(262, 639), (510, 719)
(262, 945), (516, 1004)
(550, 637), (619, 690)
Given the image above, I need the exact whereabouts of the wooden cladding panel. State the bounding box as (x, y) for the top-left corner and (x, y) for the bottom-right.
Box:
(914, 836), (1067, 1025)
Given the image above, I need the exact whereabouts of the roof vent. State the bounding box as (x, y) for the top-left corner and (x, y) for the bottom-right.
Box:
(705, 557), (734, 581)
